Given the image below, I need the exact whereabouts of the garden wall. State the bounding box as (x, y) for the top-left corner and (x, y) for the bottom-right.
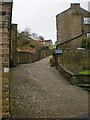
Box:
(17, 48), (52, 64)
(58, 63), (90, 85)
(17, 52), (33, 64)
(58, 50), (89, 74)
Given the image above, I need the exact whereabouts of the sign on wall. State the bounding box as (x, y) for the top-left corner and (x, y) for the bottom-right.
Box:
(55, 50), (63, 54)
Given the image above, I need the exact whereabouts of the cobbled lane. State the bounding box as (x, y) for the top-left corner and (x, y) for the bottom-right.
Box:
(10, 56), (88, 118)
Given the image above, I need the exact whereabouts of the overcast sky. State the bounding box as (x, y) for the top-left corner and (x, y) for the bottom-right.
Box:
(12, 0), (90, 43)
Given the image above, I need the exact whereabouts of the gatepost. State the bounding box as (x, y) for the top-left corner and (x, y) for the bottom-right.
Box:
(0, 0), (13, 118)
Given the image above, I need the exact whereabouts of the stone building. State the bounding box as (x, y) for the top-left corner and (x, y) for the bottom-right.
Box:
(0, 0), (13, 118)
(10, 24), (17, 67)
(56, 3), (90, 50)
(42, 40), (53, 49)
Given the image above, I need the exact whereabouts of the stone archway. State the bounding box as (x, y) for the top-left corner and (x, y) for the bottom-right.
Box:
(0, 0), (13, 118)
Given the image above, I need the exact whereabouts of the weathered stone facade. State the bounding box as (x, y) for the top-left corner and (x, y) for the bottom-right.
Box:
(10, 24), (17, 67)
(17, 52), (33, 64)
(56, 3), (90, 49)
(17, 47), (52, 64)
(42, 40), (53, 49)
(57, 34), (84, 50)
(0, 0), (13, 118)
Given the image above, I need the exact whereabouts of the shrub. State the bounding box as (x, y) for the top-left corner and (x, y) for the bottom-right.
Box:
(50, 57), (56, 67)
(81, 38), (90, 49)
(23, 40), (29, 45)
(29, 44), (36, 48)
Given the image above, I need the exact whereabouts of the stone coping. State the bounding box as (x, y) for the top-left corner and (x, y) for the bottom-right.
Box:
(58, 63), (90, 85)
(58, 63), (90, 77)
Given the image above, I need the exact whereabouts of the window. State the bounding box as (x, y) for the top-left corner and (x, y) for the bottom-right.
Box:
(84, 18), (90, 24)
(87, 33), (90, 38)
(0, 12), (5, 16)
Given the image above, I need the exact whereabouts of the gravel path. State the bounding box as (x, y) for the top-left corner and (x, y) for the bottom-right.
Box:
(10, 56), (88, 118)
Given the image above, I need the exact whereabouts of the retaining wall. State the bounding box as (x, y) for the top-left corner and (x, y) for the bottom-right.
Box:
(58, 63), (90, 85)
(58, 50), (89, 74)
(17, 48), (52, 64)
(17, 52), (32, 64)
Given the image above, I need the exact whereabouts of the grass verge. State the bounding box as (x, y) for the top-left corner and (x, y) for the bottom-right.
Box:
(79, 70), (90, 75)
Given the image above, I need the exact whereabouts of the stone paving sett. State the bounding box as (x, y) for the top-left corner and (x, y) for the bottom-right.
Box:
(10, 56), (88, 118)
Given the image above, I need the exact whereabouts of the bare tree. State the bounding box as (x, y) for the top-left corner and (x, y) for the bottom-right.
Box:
(24, 27), (31, 33)
(23, 27), (31, 36)
(30, 33), (39, 40)
(38, 35), (44, 41)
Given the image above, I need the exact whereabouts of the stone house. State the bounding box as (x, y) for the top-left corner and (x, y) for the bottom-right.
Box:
(0, 0), (13, 118)
(42, 40), (53, 49)
(56, 3), (90, 50)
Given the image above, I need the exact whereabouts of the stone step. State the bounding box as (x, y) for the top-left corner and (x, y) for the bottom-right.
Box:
(77, 84), (90, 92)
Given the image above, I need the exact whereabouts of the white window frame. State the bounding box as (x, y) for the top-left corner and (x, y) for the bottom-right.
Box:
(87, 33), (90, 38)
(84, 18), (90, 24)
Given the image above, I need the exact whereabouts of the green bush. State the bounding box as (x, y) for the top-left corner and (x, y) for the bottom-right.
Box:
(81, 38), (90, 49)
(23, 40), (29, 45)
(29, 44), (36, 48)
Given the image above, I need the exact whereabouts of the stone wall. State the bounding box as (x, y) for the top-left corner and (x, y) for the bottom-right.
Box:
(57, 35), (84, 50)
(17, 52), (33, 64)
(10, 24), (17, 67)
(32, 52), (39, 62)
(0, 1), (13, 118)
(58, 63), (90, 85)
(58, 50), (89, 74)
(17, 49), (52, 64)
(41, 49), (52, 59)
(17, 52), (39, 64)
(38, 48), (52, 60)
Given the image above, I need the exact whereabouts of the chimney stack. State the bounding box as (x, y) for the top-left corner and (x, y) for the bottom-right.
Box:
(71, 3), (80, 9)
